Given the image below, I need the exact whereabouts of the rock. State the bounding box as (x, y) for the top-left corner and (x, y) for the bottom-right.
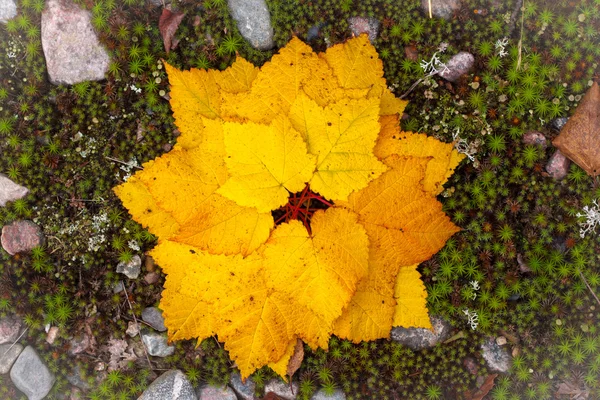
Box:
(141, 331), (175, 357)
(46, 326), (59, 344)
(113, 281), (124, 293)
(142, 307), (167, 332)
(348, 16), (380, 43)
(311, 389), (346, 400)
(41, 0), (110, 85)
(550, 117), (569, 132)
(1, 220), (45, 256)
(197, 384), (237, 400)
(481, 337), (511, 372)
(439, 52), (474, 83)
(227, 0), (274, 50)
(546, 149), (570, 180)
(10, 346), (56, 400)
(462, 356), (478, 375)
(496, 336), (507, 346)
(0, 315), (22, 344)
(139, 370), (197, 400)
(0, 0), (17, 23)
(421, 0), (461, 20)
(390, 316), (451, 350)
(126, 321), (140, 337)
(66, 365), (90, 391)
(116, 255), (142, 279)
(522, 131), (547, 149)
(306, 22), (325, 41)
(144, 272), (160, 285)
(0, 343), (23, 374)
(68, 333), (90, 355)
(264, 379), (299, 400)
(0, 174), (28, 207)
(230, 371), (255, 400)
(69, 386), (84, 400)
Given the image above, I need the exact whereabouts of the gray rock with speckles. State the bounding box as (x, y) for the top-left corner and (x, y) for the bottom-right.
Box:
(141, 331), (175, 357)
(421, 0), (461, 20)
(117, 255), (142, 279)
(138, 370), (197, 400)
(0, 174), (28, 207)
(481, 336), (511, 372)
(264, 379), (299, 400)
(197, 384), (237, 400)
(311, 389), (346, 400)
(10, 346), (56, 400)
(230, 371), (255, 400)
(228, 0), (274, 50)
(0, 343), (23, 374)
(439, 52), (474, 83)
(0, 0), (17, 23)
(390, 316), (451, 350)
(142, 307), (167, 332)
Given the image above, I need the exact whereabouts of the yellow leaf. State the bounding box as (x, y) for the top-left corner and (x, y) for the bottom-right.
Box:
(323, 34), (384, 90)
(301, 55), (369, 107)
(112, 176), (179, 240)
(149, 241), (229, 342)
(342, 155), (460, 267)
(263, 207), (369, 325)
(211, 56), (259, 93)
(393, 265), (432, 329)
(174, 193), (273, 256)
(374, 115), (465, 195)
(165, 63), (222, 139)
(217, 116), (316, 212)
(221, 37), (320, 124)
(308, 97), (388, 201)
(267, 338), (297, 380)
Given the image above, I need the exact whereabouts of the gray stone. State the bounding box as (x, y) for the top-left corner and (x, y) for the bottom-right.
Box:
(10, 346), (56, 400)
(550, 117), (569, 132)
(481, 337), (511, 372)
(139, 370), (197, 400)
(348, 16), (380, 43)
(228, 0), (274, 50)
(0, 174), (28, 207)
(306, 22), (325, 42)
(41, 0), (110, 85)
(68, 333), (90, 355)
(116, 255), (142, 279)
(311, 389), (346, 400)
(421, 0), (461, 20)
(439, 52), (474, 83)
(113, 281), (125, 293)
(522, 131), (547, 149)
(66, 365), (90, 391)
(390, 316), (451, 350)
(0, 315), (22, 344)
(126, 321), (140, 337)
(141, 331), (175, 357)
(264, 379), (299, 400)
(0, 0), (17, 23)
(546, 149), (570, 180)
(0, 343), (23, 374)
(1, 220), (45, 255)
(197, 384), (237, 400)
(230, 371), (255, 400)
(142, 307), (167, 332)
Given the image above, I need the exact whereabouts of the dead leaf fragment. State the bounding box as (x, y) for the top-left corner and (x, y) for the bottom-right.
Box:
(466, 374), (497, 400)
(286, 338), (304, 378)
(553, 81), (600, 176)
(159, 8), (185, 54)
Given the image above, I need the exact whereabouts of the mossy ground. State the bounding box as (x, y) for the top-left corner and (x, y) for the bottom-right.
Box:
(0, 0), (599, 399)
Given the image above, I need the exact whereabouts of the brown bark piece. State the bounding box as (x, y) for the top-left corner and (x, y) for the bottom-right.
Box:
(466, 374), (497, 400)
(553, 81), (600, 176)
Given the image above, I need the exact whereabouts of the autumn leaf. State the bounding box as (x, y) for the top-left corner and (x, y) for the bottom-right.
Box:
(113, 34), (463, 379)
(159, 8), (185, 54)
(553, 81), (600, 176)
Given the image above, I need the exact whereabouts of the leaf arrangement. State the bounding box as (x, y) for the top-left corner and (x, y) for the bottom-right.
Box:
(113, 34), (464, 379)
